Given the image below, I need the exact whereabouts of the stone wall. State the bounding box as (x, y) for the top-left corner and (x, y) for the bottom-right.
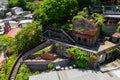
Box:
(23, 58), (70, 71)
(103, 26), (117, 35)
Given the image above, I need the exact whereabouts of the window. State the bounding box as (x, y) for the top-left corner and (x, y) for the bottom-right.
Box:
(78, 37), (81, 41)
(83, 38), (87, 43)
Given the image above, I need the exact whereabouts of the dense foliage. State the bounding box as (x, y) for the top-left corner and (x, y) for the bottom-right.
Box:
(66, 48), (89, 68)
(0, 35), (16, 80)
(26, 1), (41, 12)
(15, 22), (42, 53)
(16, 64), (40, 80)
(8, 0), (27, 10)
(34, 0), (79, 28)
(72, 8), (105, 36)
(72, 8), (104, 22)
(47, 63), (54, 70)
(0, 53), (17, 80)
(116, 26), (120, 32)
(16, 64), (30, 80)
(0, 35), (15, 51)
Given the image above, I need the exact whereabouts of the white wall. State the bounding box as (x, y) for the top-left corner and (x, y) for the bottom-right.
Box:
(0, 0), (8, 3)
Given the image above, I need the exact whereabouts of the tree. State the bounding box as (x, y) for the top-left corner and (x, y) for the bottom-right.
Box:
(34, 0), (79, 27)
(16, 64), (30, 80)
(66, 48), (89, 68)
(26, 1), (41, 12)
(0, 35), (15, 50)
(17, 0), (27, 10)
(8, 0), (27, 10)
(117, 25), (120, 32)
(15, 22), (42, 53)
(8, 0), (18, 8)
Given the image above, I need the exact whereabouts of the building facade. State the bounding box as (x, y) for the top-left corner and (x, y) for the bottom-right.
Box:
(72, 18), (99, 46)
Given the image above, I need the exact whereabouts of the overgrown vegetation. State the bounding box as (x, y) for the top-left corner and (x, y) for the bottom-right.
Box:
(66, 48), (89, 68)
(15, 22), (42, 53)
(72, 8), (105, 36)
(34, 0), (78, 29)
(0, 35), (15, 51)
(0, 53), (18, 80)
(26, 1), (41, 12)
(116, 25), (120, 32)
(16, 64), (40, 80)
(0, 35), (16, 80)
(8, 0), (27, 10)
(72, 8), (104, 22)
(34, 45), (52, 55)
(47, 63), (54, 70)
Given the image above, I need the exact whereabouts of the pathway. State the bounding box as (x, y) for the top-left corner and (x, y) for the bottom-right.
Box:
(8, 40), (50, 80)
(0, 51), (5, 69)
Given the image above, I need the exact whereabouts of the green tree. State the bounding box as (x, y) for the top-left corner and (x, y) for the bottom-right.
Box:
(17, 0), (27, 10)
(66, 48), (89, 68)
(34, 0), (79, 27)
(26, 1), (41, 12)
(16, 64), (30, 80)
(117, 26), (120, 32)
(16, 64), (41, 80)
(0, 35), (15, 50)
(15, 22), (42, 53)
(0, 53), (18, 80)
(48, 63), (54, 70)
(8, 0), (27, 10)
(8, 0), (18, 8)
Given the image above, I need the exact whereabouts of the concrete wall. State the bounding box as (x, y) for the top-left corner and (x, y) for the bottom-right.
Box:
(52, 59), (70, 67)
(25, 61), (50, 71)
(24, 58), (70, 71)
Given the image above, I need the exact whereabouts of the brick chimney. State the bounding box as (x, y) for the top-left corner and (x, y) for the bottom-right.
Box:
(4, 21), (11, 33)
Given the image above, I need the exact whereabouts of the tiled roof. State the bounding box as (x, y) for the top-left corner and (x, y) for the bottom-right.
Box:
(112, 32), (120, 38)
(7, 28), (21, 37)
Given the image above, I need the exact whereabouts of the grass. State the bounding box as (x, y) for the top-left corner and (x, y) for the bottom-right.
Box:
(34, 45), (52, 55)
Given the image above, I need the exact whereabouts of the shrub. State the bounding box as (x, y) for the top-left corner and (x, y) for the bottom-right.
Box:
(66, 48), (89, 68)
(0, 53), (18, 80)
(0, 35), (15, 51)
(47, 63), (54, 70)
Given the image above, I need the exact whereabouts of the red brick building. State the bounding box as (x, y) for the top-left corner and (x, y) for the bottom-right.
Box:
(72, 18), (99, 46)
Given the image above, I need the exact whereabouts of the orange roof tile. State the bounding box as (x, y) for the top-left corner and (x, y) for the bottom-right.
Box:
(8, 28), (21, 38)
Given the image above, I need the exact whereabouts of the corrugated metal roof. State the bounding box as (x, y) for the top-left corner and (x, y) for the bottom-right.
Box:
(29, 69), (120, 80)
(29, 71), (60, 80)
